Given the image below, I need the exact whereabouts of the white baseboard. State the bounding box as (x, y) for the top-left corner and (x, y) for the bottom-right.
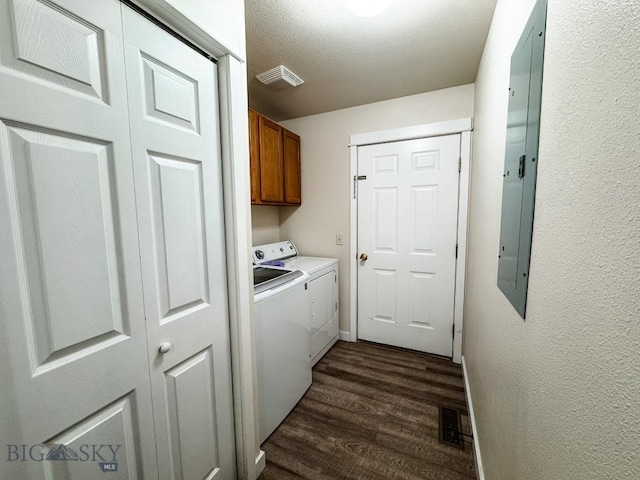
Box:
(255, 449), (266, 477)
(462, 355), (485, 480)
(339, 330), (353, 341)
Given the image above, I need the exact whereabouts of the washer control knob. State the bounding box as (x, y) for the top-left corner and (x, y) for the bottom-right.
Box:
(280, 247), (284, 252)
(255, 250), (265, 260)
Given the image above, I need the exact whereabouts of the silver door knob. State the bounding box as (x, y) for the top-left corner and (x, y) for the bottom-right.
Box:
(360, 253), (368, 261)
(158, 342), (172, 354)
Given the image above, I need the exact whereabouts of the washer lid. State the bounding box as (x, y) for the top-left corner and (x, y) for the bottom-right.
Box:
(252, 265), (304, 294)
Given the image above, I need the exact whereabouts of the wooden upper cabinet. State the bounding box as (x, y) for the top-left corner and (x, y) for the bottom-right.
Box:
(248, 109), (301, 206)
(248, 109), (260, 203)
(283, 130), (301, 204)
(258, 115), (284, 203)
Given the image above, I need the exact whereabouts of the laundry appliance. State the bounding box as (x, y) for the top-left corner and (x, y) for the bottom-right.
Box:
(253, 241), (339, 366)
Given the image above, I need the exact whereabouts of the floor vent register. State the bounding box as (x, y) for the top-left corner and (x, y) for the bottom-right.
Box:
(438, 406), (465, 450)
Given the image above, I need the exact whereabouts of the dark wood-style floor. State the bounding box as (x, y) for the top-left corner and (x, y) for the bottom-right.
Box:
(258, 341), (476, 480)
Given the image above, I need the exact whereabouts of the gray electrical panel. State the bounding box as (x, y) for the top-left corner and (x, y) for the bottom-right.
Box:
(497, 0), (547, 318)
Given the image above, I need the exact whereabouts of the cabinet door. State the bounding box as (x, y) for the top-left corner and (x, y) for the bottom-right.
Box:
(283, 129), (301, 204)
(248, 109), (261, 204)
(258, 116), (284, 203)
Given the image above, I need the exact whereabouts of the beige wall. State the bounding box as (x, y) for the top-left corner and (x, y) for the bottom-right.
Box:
(464, 0), (640, 479)
(251, 205), (280, 245)
(278, 85), (474, 333)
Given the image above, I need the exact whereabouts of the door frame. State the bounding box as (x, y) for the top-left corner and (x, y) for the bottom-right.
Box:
(348, 118), (473, 364)
(127, 1), (261, 478)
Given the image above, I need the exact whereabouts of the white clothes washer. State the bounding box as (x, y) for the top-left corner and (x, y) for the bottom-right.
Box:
(252, 262), (311, 443)
(253, 241), (339, 366)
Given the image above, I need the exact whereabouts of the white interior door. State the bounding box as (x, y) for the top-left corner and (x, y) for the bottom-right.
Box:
(0, 0), (158, 478)
(122, 6), (236, 480)
(357, 135), (460, 357)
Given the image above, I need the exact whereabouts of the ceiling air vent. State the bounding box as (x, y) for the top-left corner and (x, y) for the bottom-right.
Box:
(256, 65), (304, 88)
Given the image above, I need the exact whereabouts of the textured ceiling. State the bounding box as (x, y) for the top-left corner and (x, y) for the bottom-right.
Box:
(245, 0), (498, 121)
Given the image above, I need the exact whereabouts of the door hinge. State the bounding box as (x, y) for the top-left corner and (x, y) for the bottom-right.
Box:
(455, 243), (459, 259)
(458, 157), (461, 172)
(354, 175), (367, 198)
(452, 324), (455, 336)
(335, 274), (337, 283)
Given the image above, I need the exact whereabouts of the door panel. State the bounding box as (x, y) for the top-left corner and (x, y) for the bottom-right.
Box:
(411, 186), (437, 252)
(1, 0), (109, 100)
(373, 187), (398, 251)
(0, 1), (158, 479)
(142, 55), (200, 132)
(357, 135), (460, 356)
(373, 269), (396, 323)
(408, 272), (434, 329)
(44, 395), (140, 480)
(148, 152), (208, 319)
(6, 125), (126, 365)
(122, 6), (236, 479)
(164, 349), (220, 480)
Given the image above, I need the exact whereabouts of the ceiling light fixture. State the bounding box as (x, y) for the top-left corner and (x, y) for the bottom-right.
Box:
(347, 0), (395, 18)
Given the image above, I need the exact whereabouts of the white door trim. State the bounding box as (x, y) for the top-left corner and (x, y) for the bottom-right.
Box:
(349, 118), (473, 364)
(218, 55), (261, 480)
(349, 117), (472, 147)
(130, 4), (260, 479)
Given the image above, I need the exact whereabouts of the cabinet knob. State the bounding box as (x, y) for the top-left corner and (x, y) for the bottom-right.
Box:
(159, 342), (172, 354)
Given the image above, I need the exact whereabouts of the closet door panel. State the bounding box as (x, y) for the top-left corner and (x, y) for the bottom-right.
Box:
(122, 5), (236, 479)
(0, 1), (158, 479)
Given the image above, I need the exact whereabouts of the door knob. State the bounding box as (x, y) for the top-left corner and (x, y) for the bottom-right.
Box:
(158, 342), (172, 354)
(359, 253), (368, 261)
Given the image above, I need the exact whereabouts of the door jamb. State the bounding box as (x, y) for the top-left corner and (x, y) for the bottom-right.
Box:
(349, 118), (473, 364)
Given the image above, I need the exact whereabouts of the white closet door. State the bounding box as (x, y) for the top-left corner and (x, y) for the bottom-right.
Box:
(0, 1), (158, 479)
(121, 6), (236, 480)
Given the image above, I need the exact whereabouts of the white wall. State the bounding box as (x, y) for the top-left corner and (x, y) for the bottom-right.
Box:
(279, 85), (474, 333)
(464, 0), (640, 479)
(251, 206), (280, 245)
(139, 0), (246, 59)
